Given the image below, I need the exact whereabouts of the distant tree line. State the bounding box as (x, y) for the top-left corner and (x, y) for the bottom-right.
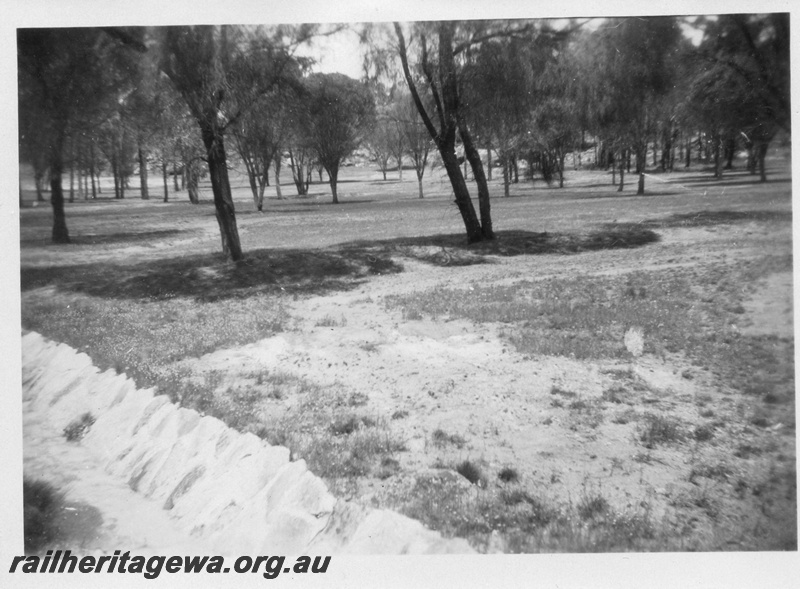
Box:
(18, 15), (789, 258)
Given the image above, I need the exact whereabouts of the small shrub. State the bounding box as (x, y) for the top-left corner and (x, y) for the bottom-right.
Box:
(688, 462), (732, 484)
(63, 412), (96, 442)
(498, 467), (520, 483)
(637, 413), (685, 448)
(692, 424), (716, 442)
(391, 409), (409, 420)
(314, 315), (340, 327)
(455, 460), (484, 486)
(431, 428), (467, 449)
(578, 493), (610, 520)
(330, 415), (364, 436)
(377, 457), (401, 480)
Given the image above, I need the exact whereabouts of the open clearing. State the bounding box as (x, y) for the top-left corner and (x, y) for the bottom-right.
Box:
(20, 158), (795, 552)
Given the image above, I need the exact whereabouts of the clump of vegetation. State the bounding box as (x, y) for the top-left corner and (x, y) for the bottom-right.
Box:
(23, 479), (65, 554)
(498, 467), (520, 483)
(550, 386), (578, 398)
(688, 462), (733, 484)
(63, 412), (96, 442)
(431, 428), (467, 449)
(692, 423), (716, 442)
(455, 460), (485, 486)
(637, 413), (685, 448)
(577, 492), (610, 521)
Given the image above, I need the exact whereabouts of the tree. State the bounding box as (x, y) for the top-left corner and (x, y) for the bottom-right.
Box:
(394, 22), (497, 242)
(367, 116), (397, 181)
(157, 25), (313, 260)
(18, 28), (136, 242)
(232, 88), (295, 210)
(396, 92), (432, 198)
(530, 51), (582, 188)
(584, 17), (681, 195)
(693, 14), (790, 181)
(300, 73), (376, 204)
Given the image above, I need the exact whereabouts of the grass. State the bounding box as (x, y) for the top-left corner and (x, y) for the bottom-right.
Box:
(637, 413), (686, 448)
(383, 475), (674, 552)
(22, 289), (290, 391)
(385, 255), (794, 412)
(431, 429), (467, 449)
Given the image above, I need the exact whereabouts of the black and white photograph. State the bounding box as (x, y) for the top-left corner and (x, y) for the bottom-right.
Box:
(2, 1), (796, 587)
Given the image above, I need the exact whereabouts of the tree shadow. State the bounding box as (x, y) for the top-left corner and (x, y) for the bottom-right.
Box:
(642, 209), (792, 228)
(21, 224), (659, 302)
(21, 247), (404, 302)
(341, 223), (660, 267)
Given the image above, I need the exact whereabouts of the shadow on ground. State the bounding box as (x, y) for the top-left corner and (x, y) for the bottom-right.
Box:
(21, 224), (659, 302)
(342, 224), (661, 267)
(643, 209), (792, 228)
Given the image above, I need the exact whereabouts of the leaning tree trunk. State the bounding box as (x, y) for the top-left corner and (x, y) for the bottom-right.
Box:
(49, 128), (70, 243)
(440, 148), (483, 243)
(200, 121), (243, 261)
(458, 117), (493, 239)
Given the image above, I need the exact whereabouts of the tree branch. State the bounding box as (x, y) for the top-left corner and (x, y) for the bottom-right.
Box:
(393, 23), (440, 144)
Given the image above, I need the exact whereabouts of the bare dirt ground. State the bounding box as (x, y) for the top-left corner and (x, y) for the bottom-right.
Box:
(18, 158), (796, 553)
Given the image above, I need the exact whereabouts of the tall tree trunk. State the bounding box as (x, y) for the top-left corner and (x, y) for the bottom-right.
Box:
(618, 150), (625, 192)
(502, 156), (510, 197)
(89, 143), (97, 198)
(69, 161), (75, 203)
(138, 146), (149, 199)
(246, 163), (259, 209)
(637, 148), (646, 195)
(418, 176), (424, 199)
(173, 163), (180, 191)
(49, 128), (70, 243)
(486, 143), (492, 180)
(113, 156), (120, 199)
(187, 163), (199, 204)
(274, 152), (283, 199)
(558, 151), (565, 188)
(200, 122), (243, 261)
(328, 165), (339, 204)
(757, 142), (768, 182)
(713, 135), (722, 178)
(162, 160), (169, 202)
(724, 135), (736, 169)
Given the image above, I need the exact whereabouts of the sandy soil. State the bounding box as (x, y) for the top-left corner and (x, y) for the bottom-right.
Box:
(173, 219), (794, 548)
